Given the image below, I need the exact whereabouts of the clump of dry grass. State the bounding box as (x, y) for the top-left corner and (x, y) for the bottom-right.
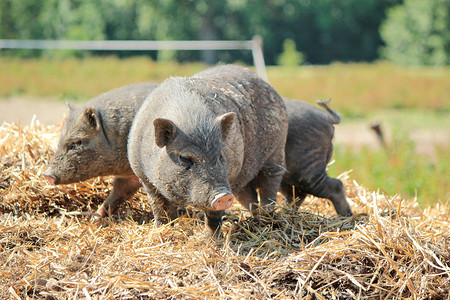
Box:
(1, 121), (449, 299)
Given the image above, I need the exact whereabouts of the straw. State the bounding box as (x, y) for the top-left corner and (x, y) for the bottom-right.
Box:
(1, 121), (449, 299)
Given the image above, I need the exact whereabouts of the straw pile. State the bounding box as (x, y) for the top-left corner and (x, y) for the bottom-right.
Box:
(1, 120), (449, 299)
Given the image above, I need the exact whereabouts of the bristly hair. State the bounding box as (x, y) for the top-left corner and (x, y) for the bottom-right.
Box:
(159, 77), (225, 158)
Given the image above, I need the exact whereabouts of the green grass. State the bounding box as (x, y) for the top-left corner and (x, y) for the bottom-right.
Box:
(0, 56), (448, 204)
(0, 56), (206, 101)
(362, 108), (449, 129)
(1, 57), (448, 113)
(268, 61), (449, 116)
(330, 131), (449, 206)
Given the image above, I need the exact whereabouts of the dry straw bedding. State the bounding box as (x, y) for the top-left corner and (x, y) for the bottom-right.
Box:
(1, 120), (449, 299)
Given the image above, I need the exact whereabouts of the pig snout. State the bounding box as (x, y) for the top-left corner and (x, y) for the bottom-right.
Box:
(212, 192), (235, 211)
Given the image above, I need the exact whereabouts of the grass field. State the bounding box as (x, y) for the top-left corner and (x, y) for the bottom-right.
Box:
(1, 57), (449, 114)
(0, 56), (448, 204)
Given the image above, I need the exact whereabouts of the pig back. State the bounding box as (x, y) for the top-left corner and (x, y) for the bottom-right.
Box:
(283, 99), (335, 149)
(283, 98), (336, 185)
(190, 65), (288, 191)
(90, 82), (158, 141)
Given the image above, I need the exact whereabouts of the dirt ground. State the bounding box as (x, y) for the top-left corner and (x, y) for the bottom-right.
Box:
(0, 96), (68, 126)
(1, 96), (448, 158)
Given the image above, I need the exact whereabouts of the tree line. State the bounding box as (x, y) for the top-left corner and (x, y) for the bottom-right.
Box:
(0, 0), (448, 66)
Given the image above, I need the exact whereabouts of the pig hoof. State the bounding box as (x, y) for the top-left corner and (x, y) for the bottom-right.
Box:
(43, 174), (56, 185)
(213, 193), (234, 211)
(96, 207), (107, 218)
(342, 210), (354, 217)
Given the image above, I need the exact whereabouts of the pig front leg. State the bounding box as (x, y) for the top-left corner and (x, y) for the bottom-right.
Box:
(204, 210), (225, 238)
(96, 175), (142, 217)
(145, 185), (179, 226)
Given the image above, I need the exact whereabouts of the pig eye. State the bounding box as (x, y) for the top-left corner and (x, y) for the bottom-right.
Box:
(179, 155), (194, 169)
(68, 140), (82, 150)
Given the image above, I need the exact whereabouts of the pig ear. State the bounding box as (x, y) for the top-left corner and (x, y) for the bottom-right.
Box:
(217, 112), (236, 141)
(82, 107), (100, 132)
(153, 118), (177, 148)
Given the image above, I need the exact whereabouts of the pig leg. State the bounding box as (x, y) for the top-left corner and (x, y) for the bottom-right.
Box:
(258, 150), (286, 207)
(204, 210), (225, 238)
(96, 175), (141, 217)
(308, 174), (353, 216)
(146, 186), (179, 226)
(236, 180), (258, 212)
(280, 184), (307, 209)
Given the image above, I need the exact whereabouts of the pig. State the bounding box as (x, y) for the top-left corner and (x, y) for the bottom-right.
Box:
(42, 82), (158, 217)
(128, 65), (288, 237)
(240, 98), (353, 216)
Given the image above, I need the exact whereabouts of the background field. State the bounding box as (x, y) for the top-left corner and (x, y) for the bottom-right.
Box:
(0, 57), (449, 204)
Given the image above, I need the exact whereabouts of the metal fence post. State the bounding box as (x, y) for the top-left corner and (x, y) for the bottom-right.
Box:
(251, 35), (268, 82)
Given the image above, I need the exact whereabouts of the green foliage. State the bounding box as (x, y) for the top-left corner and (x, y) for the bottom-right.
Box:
(157, 50), (177, 62)
(0, 0), (400, 64)
(332, 130), (449, 205)
(380, 0), (450, 66)
(0, 0), (44, 39)
(276, 39), (304, 67)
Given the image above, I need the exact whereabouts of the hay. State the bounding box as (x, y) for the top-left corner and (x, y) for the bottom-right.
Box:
(1, 120), (449, 299)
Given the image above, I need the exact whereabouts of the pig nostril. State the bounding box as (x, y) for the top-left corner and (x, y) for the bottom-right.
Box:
(213, 193), (234, 211)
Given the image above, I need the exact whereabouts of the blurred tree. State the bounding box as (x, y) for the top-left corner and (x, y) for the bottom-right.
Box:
(0, 0), (16, 39)
(0, 0), (404, 65)
(142, 0), (228, 63)
(290, 0), (400, 64)
(277, 39), (304, 66)
(38, 0), (105, 57)
(220, 0), (400, 64)
(0, 0), (45, 57)
(0, 0), (44, 39)
(380, 0), (449, 66)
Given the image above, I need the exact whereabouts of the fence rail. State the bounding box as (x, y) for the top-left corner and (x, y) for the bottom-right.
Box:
(0, 36), (268, 81)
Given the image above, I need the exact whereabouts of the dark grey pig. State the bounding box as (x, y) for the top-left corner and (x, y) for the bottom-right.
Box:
(43, 82), (158, 217)
(282, 99), (352, 216)
(240, 99), (353, 216)
(128, 65), (288, 236)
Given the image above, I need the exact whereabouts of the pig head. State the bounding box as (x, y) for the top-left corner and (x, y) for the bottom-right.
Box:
(151, 112), (236, 212)
(43, 105), (120, 184)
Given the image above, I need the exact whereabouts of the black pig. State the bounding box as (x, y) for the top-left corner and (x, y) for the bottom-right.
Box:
(240, 99), (353, 216)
